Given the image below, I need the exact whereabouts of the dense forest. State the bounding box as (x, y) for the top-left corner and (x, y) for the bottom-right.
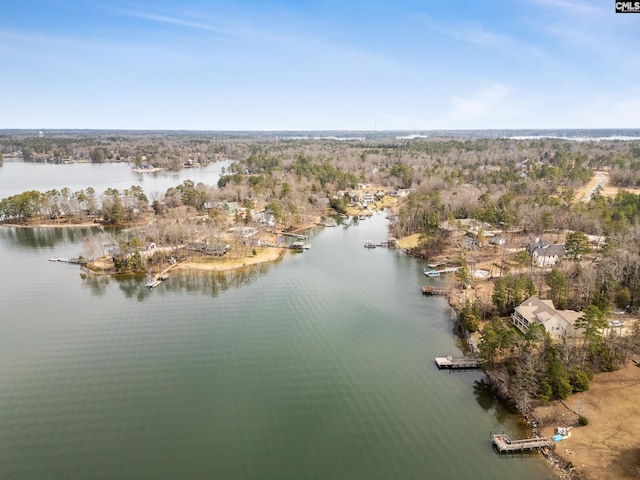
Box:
(2, 132), (640, 413)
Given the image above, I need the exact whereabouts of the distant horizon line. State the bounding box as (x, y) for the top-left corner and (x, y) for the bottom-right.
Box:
(1, 127), (639, 134)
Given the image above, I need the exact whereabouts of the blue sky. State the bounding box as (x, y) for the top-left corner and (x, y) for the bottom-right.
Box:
(1, 0), (638, 130)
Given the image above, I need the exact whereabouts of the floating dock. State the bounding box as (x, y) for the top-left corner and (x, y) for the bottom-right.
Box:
(364, 241), (388, 248)
(434, 356), (481, 370)
(491, 434), (551, 453)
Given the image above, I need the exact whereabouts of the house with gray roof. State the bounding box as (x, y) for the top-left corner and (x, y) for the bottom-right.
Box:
(527, 237), (564, 267)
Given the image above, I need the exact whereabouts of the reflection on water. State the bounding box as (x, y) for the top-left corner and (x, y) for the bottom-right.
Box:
(474, 378), (498, 411)
(473, 379), (527, 431)
(116, 274), (152, 301)
(80, 261), (276, 300)
(0, 226), (100, 249)
(79, 272), (111, 296)
(162, 263), (274, 297)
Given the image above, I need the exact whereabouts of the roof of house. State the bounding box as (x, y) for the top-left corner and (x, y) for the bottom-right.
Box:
(515, 295), (583, 333)
(515, 295), (557, 323)
(533, 244), (565, 257)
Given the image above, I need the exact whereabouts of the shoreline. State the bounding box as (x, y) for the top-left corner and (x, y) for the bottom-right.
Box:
(2, 222), (102, 228)
(83, 247), (287, 276)
(174, 248), (286, 272)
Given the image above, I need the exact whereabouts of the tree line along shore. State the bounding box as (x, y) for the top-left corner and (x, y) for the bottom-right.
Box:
(3, 132), (640, 478)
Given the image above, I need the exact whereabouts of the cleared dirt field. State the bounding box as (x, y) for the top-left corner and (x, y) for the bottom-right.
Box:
(575, 171), (640, 201)
(533, 362), (640, 480)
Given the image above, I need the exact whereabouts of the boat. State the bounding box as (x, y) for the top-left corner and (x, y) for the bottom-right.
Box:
(424, 269), (440, 277)
(364, 241), (376, 248)
(145, 274), (168, 288)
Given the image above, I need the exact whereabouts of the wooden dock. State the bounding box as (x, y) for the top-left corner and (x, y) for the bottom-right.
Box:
(434, 356), (481, 370)
(421, 285), (446, 296)
(49, 257), (83, 264)
(145, 265), (176, 288)
(290, 241), (311, 251)
(364, 241), (388, 248)
(280, 231), (308, 240)
(491, 434), (551, 453)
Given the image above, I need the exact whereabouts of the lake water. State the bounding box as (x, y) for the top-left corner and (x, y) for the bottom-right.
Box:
(0, 158), (230, 199)
(0, 163), (553, 480)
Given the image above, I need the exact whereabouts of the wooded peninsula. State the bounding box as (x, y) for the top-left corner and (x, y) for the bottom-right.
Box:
(2, 130), (640, 478)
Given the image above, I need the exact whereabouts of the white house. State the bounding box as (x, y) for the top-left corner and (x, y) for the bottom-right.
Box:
(360, 191), (375, 205)
(462, 235), (481, 250)
(532, 244), (564, 267)
(253, 211), (276, 227)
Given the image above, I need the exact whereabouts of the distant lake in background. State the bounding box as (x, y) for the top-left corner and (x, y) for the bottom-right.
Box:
(0, 162), (554, 479)
(0, 158), (231, 198)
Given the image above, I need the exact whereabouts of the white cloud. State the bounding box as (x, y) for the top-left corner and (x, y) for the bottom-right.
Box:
(567, 95), (640, 128)
(448, 83), (512, 121)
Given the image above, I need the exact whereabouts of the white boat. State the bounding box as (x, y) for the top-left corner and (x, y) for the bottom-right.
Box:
(424, 269), (440, 277)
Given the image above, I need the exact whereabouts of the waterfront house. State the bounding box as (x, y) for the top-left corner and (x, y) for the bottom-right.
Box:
(360, 191), (375, 206)
(228, 226), (258, 239)
(253, 211), (276, 227)
(511, 296), (582, 339)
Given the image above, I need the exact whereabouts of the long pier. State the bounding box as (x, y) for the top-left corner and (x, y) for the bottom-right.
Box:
(436, 267), (460, 274)
(491, 434), (551, 453)
(279, 231), (308, 240)
(49, 257), (83, 264)
(434, 356), (481, 370)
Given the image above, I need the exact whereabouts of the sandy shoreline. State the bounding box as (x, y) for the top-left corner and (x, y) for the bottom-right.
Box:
(175, 248), (286, 272)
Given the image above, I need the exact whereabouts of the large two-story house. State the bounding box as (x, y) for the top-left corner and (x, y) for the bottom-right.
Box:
(511, 295), (583, 339)
(527, 237), (564, 267)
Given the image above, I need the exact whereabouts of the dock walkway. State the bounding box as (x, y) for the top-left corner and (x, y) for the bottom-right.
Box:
(146, 264), (176, 288)
(280, 231), (308, 240)
(491, 434), (551, 453)
(434, 356), (481, 370)
(364, 241), (389, 248)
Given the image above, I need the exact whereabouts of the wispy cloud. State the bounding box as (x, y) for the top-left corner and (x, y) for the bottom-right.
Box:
(526, 0), (605, 16)
(448, 83), (512, 120)
(568, 95), (640, 128)
(111, 5), (391, 72)
(444, 82), (549, 128)
(117, 9), (237, 36)
(418, 14), (545, 59)
(523, 0), (640, 73)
